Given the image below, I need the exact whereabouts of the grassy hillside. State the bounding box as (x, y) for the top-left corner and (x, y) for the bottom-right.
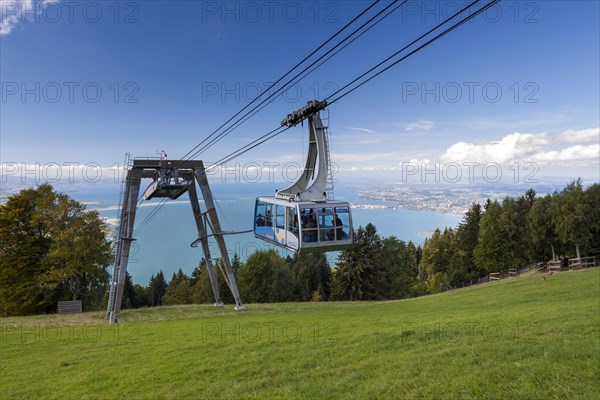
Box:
(1, 269), (599, 399)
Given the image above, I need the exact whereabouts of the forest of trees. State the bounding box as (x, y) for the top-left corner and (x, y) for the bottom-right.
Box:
(121, 179), (600, 307)
(420, 180), (599, 292)
(2, 180), (598, 315)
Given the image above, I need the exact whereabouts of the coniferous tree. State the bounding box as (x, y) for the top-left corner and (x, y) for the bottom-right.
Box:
(164, 269), (192, 305)
(132, 284), (148, 308)
(500, 196), (530, 268)
(528, 194), (559, 262)
(231, 253), (242, 274)
(216, 260), (235, 304)
(332, 224), (383, 300)
(289, 252), (331, 301)
(148, 271), (167, 306)
(379, 237), (415, 299)
(147, 274), (155, 305)
(474, 200), (511, 272)
(452, 202), (483, 284)
(122, 272), (136, 309)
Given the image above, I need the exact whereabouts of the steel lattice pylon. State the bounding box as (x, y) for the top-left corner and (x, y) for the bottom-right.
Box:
(106, 159), (245, 323)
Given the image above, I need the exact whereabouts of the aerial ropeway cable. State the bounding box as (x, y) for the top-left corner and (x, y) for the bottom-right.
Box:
(325, 0), (500, 105)
(208, 0), (502, 174)
(175, 0), (393, 166)
(133, 0), (398, 235)
(182, 0), (406, 162)
(134, 0), (501, 237)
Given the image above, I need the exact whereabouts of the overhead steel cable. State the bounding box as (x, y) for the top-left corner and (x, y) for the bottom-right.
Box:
(135, 128), (284, 236)
(206, 125), (291, 173)
(207, 0), (501, 174)
(180, 0), (408, 173)
(326, 0), (501, 105)
(287, 0), (409, 95)
(134, 1), (402, 234)
(191, 0), (407, 160)
(175, 0), (385, 165)
(133, 198), (168, 236)
(134, 0), (500, 235)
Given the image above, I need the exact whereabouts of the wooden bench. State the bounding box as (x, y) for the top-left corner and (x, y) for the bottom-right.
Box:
(58, 300), (82, 314)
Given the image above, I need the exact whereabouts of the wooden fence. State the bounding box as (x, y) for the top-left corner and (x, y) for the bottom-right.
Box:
(548, 260), (562, 272)
(536, 257), (596, 273)
(568, 257), (596, 270)
(451, 258), (595, 293)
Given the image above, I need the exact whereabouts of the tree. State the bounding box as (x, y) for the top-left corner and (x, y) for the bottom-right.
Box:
(237, 250), (293, 303)
(500, 196), (531, 268)
(528, 194), (559, 262)
(132, 284), (148, 308)
(379, 237), (416, 299)
(551, 179), (594, 258)
(407, 241), (421, 278)
(122, 272), (137, 309)
(191, 259), (214, 304)
(332, 224), (383, 301)
(586, 184), (600, 256)
(148, 271), (167, 306)
(214, 260), (236, 305)
(452, 202), (484, 284)
(164, 269), (193, 305)
(0, 184), (111, 316)
(289, 252), (332, 301)
(420, 228), (455, 292)
(474, 200), (511, 272)
(231, 253), (242, 274)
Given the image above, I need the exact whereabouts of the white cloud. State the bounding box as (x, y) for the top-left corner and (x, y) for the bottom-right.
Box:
(408, 159), (431, 165)
(348, 127), (376, 134)
(441, 128), (600, 165)
(530, 144), (600, 162)
(558, 127), (600, 144)
(405, 120), (434, 132)
(442, 132), (549, 163)
(332, 152), (399, 163)
(0, 0), (58, 35)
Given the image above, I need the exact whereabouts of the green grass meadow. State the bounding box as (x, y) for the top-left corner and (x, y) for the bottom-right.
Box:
(1, 269), (599, 399)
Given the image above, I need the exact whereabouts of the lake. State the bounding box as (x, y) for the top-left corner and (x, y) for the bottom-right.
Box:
(35, 181), (463, 285)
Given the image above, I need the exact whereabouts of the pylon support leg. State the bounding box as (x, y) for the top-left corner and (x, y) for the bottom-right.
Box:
(195, 166), (245, 311)
(107, 168), (142, 323)
(188, 181), (223, 306)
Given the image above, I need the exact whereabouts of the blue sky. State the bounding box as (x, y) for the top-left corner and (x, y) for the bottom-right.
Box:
(1, 0), (599, 185)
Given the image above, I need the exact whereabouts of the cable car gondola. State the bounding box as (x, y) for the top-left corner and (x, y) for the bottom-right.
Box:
(254, 100), (353, 253)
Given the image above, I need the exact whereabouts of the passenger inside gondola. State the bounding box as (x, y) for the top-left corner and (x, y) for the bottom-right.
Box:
(303, 213), (317, 242)
(265, 210), (273, 226)
(335, 215), (346, 239)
